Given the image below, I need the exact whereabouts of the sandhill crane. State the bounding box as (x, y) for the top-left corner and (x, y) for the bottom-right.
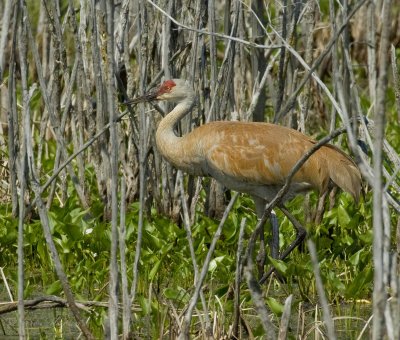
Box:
(129, 78), (362, 272)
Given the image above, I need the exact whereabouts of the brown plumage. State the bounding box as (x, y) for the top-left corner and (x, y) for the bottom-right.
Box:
(131, 79), (362, 266)
(179, 121), (360, 203)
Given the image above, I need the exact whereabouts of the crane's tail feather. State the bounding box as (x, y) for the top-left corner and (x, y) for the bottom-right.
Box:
(324, 145), (362, 203)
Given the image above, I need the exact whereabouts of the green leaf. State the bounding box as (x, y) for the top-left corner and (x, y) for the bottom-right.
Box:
(325, 270), (346, 292)
(208, 256), (225, 272)
(159, 243), (174, 256)
(338, 205), (351, 225)
(149, 259), (161, 281)
(268, 256), (288, 275)
(358, 229), (373, 244)
(37, 241), (48, 263)
(163, 287), (188, 302)
(345, 266), (373, 298)
(126, 222), (136, 240)
(138, 295), (151, 315)
(163, 288), (179, 299)
(24, 281), (33, 298)
(266, 297), (284, 316)
(224, 222), (238, 244)
(46, 280), (62, 295)
(349, 249), (363, 266)
(69, 207), (90, 223)
(195, 237), (206, 255)
(341, 234), (354, 246)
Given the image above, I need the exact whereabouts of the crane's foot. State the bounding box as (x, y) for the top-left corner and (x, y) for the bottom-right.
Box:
(258, 205), (307, 285)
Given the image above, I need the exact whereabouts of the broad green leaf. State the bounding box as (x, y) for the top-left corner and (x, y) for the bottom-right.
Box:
(149, 259), (161, 281)
(325, 271), (346, 292)
(46, 280), (62, 295)
(159, 243), (174, 256)
(163, 288), (178, 300)
(338, 205), (351, 225)
(208, 256), (225, 272)
(349, 249), (363, 266)
(69, 207), (89, 223)
(163, 287), (188, 302)
(126, 222), (136, 240)
(195, 237), (206, 255)
(345, 266), (373, 298)
(266, 297), (284, 316)
(359, 229), (373, 244)
(24, 281), (33, 298)
(268, 256), (288, 275)
(224, 222), (238, 244)
(138, 295), (151, 315)
(37, 241), (48, 262)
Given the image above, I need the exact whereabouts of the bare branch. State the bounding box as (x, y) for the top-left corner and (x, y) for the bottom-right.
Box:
(307, 240), (337, 340)
(0, 296), (141, 314)
(372, 0), (392, 338)
(144, 0), (282, 49)
(178, 171), (212, 334)
(278, 295), (293, 340)
(232, 217), (246, 338)
(180, 193), (239, 339)
(243, 255), (276, 339)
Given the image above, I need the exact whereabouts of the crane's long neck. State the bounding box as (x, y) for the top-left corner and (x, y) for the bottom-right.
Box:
(155, 96), (196, 169)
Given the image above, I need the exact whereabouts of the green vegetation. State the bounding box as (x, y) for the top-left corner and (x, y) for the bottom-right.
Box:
(0, 0), (399, 338)
(0, 171), (378, 337)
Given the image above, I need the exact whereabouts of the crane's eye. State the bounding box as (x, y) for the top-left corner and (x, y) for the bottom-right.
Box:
(158, 80), (176, 95)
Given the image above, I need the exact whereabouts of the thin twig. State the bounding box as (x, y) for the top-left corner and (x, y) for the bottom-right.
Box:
(144, 0), (282, 50)
(278, 294), (293, 340)
(105, 0), (119, 337)
(243, 247), (276, 339)
(273, 0), (368, 122)
(130, 0), (149, 308)
(16, 11), (27, 338)
(307, 240), (337, 340)
(31, 175), (94, 339)
(233, 217), (246, 338)
(0, 267), (13, 302)
(180, 193), (239, 339)
(245, 52), (280, 121)
(372, 0), (392, 338)
(22, 107), (131, 217)
(0, 0), (13, 80)
(178, 171), (212, 335)
(391, 44), (400, 123)
(119, 178), (131, 339)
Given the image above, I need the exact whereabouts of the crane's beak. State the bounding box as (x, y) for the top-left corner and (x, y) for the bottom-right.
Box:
(124, 90), (158, 105)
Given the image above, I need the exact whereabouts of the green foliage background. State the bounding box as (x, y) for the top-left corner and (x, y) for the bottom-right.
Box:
(0, 0), (399, 338)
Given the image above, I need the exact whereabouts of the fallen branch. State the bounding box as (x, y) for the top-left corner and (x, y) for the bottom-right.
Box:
(0, 296), (141, 315)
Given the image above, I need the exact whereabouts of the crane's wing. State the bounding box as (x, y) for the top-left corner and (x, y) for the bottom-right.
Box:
(198, 122), (360, 200)
(200, 123), (319, 184)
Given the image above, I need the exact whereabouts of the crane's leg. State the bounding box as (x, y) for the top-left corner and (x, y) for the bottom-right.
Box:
(252, 197), (280, 279)
(253, 197), (266, 278)
(259, 204), (307, 284)
(277, 205), (307, 260)
(270, 210), (279, 259)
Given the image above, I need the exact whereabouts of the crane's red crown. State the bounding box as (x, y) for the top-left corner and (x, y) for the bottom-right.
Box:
(157, 79), (176, 95)
(124, 79), (189, 105)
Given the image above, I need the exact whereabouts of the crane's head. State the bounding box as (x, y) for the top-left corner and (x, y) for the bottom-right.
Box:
(154, 79), (193, 102)
(126, 79), (194, 105)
